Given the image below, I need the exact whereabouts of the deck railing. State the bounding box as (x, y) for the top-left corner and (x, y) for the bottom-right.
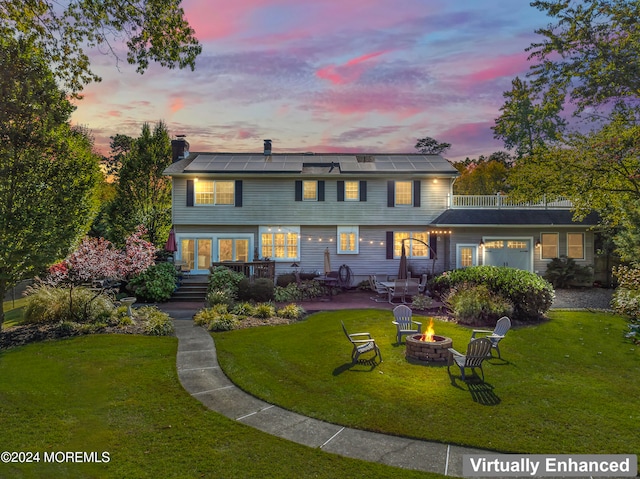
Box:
(210, 260), (276, 281)
(450, 194), (572, 209)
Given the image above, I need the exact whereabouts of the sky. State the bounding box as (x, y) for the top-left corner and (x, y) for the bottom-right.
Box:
(70, 0), (553, 162)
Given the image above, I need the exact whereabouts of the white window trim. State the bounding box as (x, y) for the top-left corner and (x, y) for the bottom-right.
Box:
(259, 226), (301, 262)
(337, 226), (359, 254)
(393, 232), (430, 258)
(540, 232), (559, 260)
(567, 232), (585, 260)
(194, 179), (235, 206)
(394, 181), (413, 206)
(302, 181), (318, 201)
(344, 181), (359, 201)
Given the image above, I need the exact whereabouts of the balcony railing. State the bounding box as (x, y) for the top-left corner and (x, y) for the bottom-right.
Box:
(210, 260), (276, 281)
(450, 194), (572, 209)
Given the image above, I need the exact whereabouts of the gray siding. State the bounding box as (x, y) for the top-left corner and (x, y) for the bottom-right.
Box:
(172, 177), (451, 226)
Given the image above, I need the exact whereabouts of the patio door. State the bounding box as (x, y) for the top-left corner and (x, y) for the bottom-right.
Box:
(180, 238), (212, 273)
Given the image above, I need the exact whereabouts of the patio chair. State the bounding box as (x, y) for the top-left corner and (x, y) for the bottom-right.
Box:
(405, 278), (420, 303)
(388, 279), (406, 304)
(341, 321), (382, 364)
(392, 304), (422, 344)
(418, 274), (428, 294)
(447, 337), (493, 382)
(369, 276), (389, 302)
(471, 316), (511, 359)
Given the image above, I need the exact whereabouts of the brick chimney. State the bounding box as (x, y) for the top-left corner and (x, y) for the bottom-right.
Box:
(171, 135), (190, 162)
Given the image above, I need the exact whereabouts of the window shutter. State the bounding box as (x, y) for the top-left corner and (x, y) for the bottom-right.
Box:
(235, 180), (243, 207)
(337, 181), (345, 201)
(413, 180), (421, 207)
(429, 233), (437, 258)
(295, 180), (302, 201)
(387, 181), (394, 207)
(359, 180), (367, 201)
(386, 231), (394, 259)
(318, 180), (325, 201)
(186, 180), (194, 207)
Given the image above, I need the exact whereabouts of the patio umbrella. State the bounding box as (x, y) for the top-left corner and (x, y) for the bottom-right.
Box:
(324, 247), (331, 274)
(164, 228), (177, 253)
(397, 242), (408, 279)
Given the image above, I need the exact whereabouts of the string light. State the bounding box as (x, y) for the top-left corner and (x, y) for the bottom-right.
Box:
(261, 226), (451, 245)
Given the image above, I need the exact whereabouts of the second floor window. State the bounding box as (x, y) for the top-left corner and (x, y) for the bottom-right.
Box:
(303, 181), (317, 200)
(345, 181), (359, 200)
(195, 180), (234, 205)
(395, 181), (412, 206)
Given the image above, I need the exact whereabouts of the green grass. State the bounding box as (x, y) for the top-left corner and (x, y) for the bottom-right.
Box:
(2, 297), (27, 329)
(0, 334), (443, 479)
(215, 309), (640, 456)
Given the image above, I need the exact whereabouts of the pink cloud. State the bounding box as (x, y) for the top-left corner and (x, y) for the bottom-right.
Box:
(311, 86), (424, 119)
(467, 53), (531, 83)
(170, 97), (185, 113)
(316, 51), (388, 85)
(107, 110), (122, 117)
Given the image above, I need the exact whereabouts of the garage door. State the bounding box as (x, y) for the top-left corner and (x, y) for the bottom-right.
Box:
(483, 239), (532, 271)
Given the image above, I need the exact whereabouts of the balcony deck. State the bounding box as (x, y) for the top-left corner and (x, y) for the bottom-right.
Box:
(450, 194), (572, 209)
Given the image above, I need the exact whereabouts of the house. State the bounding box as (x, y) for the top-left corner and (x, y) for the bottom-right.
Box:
(163, 137), (599, 284)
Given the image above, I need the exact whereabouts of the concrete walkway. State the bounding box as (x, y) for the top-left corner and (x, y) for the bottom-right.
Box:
(166, 305), (487, 477)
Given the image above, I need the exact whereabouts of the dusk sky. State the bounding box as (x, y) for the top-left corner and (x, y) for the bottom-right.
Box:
(70, 0), (553, 162)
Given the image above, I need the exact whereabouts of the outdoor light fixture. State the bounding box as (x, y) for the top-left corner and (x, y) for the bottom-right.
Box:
(535, 239), (541, 248)
(479, 240), (485, 248)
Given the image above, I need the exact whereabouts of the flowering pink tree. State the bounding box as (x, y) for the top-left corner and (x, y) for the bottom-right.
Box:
(48, 225), (156, 285)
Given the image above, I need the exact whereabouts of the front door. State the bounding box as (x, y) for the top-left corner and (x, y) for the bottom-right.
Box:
(483, 239), (532, 271)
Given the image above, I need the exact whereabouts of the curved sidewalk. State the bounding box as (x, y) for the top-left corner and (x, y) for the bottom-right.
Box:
(171, 315), (487, 477)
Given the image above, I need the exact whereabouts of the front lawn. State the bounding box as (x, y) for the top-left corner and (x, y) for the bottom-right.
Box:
(215, 309), (639, 456)
(0, 334), (441, 478)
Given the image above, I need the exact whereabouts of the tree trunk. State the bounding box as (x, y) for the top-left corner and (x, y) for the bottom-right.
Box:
(0, 278), (7, 328)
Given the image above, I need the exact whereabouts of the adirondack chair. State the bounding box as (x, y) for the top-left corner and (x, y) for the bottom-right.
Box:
(448, 337), (493, 382)
(471, 316), (511, 359)
(392, 304), (422, 344)
(341, 321), (382, 364)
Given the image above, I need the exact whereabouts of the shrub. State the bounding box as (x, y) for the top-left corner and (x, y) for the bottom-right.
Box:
(444, 283), (513, 325)
(24, 285), (114, 324)
(276, 304), (306, 320)
(194, 307), (239, 331)
(544, 256), (593, 288)
(208, 266), (245, 295)
(109, 306), (135, 327)
(231, 302), (255, 317)
(276, 273), (296, 287)
(254, 302), (276, 319)
(432, 266), (554, 321)
(135, 306), (174, 336)
(128, 262), (177, 302)
(612, 288), (640, 320)
(274, 282), (303, 302)
(205, 289), (235, 308)
(410, 294), (433, 310)
(251, 278), (275, 302)
(236, 277), (251, 300)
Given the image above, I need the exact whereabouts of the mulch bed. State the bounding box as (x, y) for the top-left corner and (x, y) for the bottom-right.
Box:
(0, 322), (147, 350)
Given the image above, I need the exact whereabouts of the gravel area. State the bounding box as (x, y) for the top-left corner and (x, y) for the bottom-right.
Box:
(551, 288), (614, 310)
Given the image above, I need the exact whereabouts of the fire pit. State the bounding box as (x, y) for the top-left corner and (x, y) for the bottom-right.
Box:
(405, 318), (453, 363)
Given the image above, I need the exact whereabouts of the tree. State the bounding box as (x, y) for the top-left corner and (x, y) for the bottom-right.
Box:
(528, 0), (640, 118)
(492, 77), (566, 158)
(508, 118), (640, 261)
(415, 137), (451, 155)
(453, 154), (512, 195)
(106, 122), (173, 246)
(0, 0), (201, 94)
(0, 36), (101, 327)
